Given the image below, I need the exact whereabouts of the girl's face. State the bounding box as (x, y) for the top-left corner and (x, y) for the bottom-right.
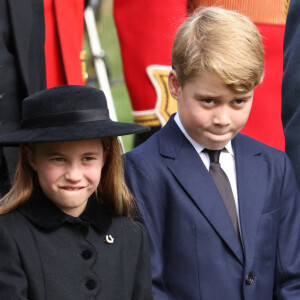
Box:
(27, 139), (106, 217)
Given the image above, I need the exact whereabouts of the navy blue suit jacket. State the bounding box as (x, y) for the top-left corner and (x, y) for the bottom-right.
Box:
(125, 116), (300, 300)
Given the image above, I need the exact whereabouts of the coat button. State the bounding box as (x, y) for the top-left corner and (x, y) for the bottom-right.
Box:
(85, 279), (97, 290)
(246, 272), (255, 285)
(81, 249), (92, 260)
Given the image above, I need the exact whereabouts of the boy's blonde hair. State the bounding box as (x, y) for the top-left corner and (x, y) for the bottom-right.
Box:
(171, 6), (264, 92)
(0, 138), (136, 218)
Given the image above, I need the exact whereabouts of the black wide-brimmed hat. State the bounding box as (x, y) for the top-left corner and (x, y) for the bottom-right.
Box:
(0, 85), (149, 146)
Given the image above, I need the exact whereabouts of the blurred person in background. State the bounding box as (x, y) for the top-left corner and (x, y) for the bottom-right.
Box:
(0, 0), (46, 196)
(282, 0), (300, 187)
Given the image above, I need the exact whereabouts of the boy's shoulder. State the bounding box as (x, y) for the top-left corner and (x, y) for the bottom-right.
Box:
(125, 115), (184, 158)
(125, 129), (161, 165)
(234, 133), (287, 165)
(235, 133), (284, 154)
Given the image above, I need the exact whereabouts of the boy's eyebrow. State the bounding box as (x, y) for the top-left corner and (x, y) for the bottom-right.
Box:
(193, 92), (220, 99)
(194, 91), (253, 99)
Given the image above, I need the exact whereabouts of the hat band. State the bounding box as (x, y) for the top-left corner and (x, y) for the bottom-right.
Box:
(21, 108), (110, 129)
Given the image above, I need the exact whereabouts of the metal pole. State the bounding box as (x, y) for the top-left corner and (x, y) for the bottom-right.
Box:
(84, 6), (124, 149)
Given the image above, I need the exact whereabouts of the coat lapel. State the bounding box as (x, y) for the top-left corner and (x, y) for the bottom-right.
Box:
(233, 134), (267, 267)
(159, 118), (244, 264)
(8, 0), (32, 93)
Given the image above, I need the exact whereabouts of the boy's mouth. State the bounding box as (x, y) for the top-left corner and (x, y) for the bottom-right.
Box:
(208, 130), (231, 136)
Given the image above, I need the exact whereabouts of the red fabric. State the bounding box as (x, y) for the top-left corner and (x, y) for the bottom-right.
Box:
(114, 0), (187, 111)
(44, 0), (84, 88)
(241, 25), (285, 150)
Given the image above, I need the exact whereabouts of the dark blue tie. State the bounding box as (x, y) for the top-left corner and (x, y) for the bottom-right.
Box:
(205, 149), (240, 238)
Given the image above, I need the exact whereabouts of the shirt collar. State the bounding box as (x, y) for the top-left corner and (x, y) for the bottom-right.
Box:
(18, 188), (112, 232)
(174, 112), (234, 156)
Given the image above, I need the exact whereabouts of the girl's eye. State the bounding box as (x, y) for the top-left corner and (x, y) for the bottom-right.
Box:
(83, 157), (94, 161)
(52, 157), (64, 162)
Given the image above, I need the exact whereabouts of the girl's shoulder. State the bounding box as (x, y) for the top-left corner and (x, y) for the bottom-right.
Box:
(110, 216), (146, 233)
(109, 216), (148, 243)
(107, 217), (150, 258)
(0, 210), (28, 229)
(0, 210), (33, 244)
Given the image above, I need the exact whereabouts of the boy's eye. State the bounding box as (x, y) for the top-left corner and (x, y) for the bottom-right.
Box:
(234, 99), (245, 105)
(201, 98), (214, 104)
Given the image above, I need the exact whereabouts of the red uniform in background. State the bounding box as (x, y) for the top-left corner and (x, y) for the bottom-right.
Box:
(44, 0), (85, 87)
(114, 0), (288, 150)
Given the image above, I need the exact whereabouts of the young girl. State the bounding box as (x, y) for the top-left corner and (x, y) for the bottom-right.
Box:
(0, 85), (153, 300)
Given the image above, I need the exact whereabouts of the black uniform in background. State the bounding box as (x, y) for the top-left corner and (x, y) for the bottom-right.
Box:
(0, 0), (46, 196)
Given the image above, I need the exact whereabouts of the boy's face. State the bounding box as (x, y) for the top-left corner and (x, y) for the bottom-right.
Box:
(27, 139), (106, 217)
(169, 70), (254, 150)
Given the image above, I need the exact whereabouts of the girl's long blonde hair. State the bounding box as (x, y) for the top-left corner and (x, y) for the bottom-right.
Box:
(0, 137), (136, 218)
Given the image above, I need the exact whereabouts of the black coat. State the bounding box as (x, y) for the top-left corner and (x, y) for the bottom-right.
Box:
(0, 191), (153, 300)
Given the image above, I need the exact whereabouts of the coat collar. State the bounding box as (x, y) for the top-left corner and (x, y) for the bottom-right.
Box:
(159, 116), (266, 265)
(18, 188), (112, 232)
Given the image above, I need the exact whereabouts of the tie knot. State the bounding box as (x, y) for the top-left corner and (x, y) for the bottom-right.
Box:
(205, 149), (221, 163)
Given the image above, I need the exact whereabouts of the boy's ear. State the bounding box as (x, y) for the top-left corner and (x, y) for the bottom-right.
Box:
(26, 147), (37, 171)
(168, 70), (181, 100)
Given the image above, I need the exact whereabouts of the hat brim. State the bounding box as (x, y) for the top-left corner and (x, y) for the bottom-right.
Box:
(0, 120), (150, 146)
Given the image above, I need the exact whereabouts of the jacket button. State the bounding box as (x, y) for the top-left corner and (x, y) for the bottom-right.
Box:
(246, 272), (255, 285)
(85, 279), (97, 290)
(81, 249), (92, 260)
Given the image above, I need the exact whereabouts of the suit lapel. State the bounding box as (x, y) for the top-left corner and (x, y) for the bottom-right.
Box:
(233, 135), (267, 267)
(8, 0), (32, 93)
(159, 118), (244, 264)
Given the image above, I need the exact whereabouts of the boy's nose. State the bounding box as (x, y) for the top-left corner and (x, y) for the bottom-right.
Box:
(212, 107), (231, 125)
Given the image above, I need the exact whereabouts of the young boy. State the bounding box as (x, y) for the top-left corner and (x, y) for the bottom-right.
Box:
(125, 7), (300, 300)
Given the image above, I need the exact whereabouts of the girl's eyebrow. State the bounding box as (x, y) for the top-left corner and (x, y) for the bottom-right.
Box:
(82, 152), (100, 156)
(46, 152), (64, 157)
(46, 151), (100, 157)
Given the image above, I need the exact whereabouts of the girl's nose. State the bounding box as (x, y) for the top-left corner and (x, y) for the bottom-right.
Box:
(64, 164), (82, 182)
